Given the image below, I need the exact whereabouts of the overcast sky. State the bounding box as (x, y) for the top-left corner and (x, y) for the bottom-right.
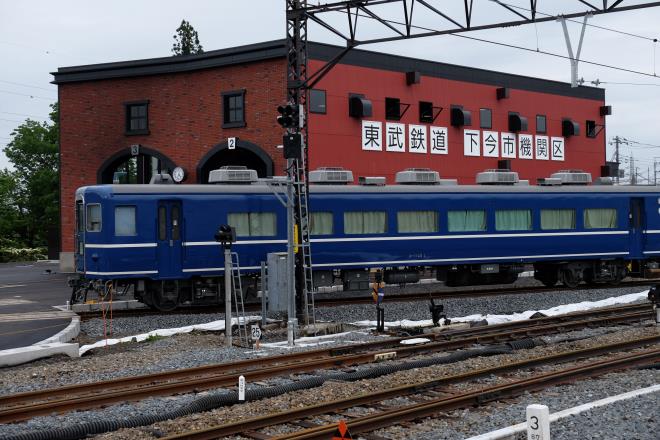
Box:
(1, 1), (659, 182)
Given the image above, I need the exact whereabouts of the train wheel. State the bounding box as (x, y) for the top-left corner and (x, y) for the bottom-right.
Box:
(561, 269), (580, 288)
(151, 282), (179, 312)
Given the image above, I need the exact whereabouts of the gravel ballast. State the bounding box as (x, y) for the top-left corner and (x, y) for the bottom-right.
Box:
(1, 324), (652, 440)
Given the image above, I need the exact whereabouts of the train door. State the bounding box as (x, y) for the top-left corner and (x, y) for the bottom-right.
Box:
(629, 198), (645, 258)
(74, 200), (84, 272)
(157, 200), (183, 278)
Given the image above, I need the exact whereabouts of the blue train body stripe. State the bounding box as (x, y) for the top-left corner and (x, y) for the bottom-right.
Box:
(86, 270), (158, 275)
(311, 252), (629, 268)
(85, 243), (157, 248)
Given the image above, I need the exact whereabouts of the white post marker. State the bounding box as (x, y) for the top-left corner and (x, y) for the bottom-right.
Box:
(527, 404), (550, 440)
(238, 375), (246, 401)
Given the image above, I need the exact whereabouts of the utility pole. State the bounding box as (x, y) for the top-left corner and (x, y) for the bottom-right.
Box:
(613, 136), (621, 185)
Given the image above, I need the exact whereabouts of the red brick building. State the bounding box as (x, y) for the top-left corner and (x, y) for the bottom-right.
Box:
(53, 40), (608, 270)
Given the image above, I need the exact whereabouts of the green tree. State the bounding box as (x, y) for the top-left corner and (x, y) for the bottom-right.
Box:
(3, 103), (59, 247)
(172, 19), (204, 56)
(0, 169), (22, 246)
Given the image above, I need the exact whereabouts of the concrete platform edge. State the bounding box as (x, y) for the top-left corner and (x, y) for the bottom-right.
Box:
(0, 315), (81, 367)
(0, 342), (80, 367)
(35, 315), (80, 345)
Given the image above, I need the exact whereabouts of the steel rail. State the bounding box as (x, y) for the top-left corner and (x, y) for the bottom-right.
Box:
(163, 336), (660, 440)
(0, 304), (652, 423)
(272, 348), (660, 440)
(4, 303), (648, 407)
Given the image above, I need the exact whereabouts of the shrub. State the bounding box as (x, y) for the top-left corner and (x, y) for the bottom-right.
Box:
(0, 246), (47, 263)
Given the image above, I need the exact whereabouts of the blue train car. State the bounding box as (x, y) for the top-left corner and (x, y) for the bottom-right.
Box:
(71, 170), (660, 310)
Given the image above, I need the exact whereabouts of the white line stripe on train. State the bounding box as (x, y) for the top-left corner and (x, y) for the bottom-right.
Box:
(85, 243), (157, 249)
(85, 270), (158, 276)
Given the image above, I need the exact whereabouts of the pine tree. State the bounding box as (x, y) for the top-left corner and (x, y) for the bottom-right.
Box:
(172, 20), (204, 56)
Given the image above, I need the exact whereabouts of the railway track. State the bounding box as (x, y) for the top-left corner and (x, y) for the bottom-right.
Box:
(0, 303), (653, 424)
(164, 339), (660, 440)
(76, 279), (655, 320)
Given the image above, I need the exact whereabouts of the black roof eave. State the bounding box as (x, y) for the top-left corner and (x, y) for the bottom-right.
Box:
(52, 39), (604, 101)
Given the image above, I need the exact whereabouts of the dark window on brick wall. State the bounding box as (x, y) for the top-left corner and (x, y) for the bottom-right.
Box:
(222, 90), (245, 128)
(310, 89), (326, 114)
(536, 114), (547, 134)
(586, 120), (597, 138)
(480, 108), (492, 129)
(125, 101), (149, 135)
(385, 97), (401, 120)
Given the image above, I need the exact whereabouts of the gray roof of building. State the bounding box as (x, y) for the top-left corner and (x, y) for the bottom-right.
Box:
(52, 39), (604, 101)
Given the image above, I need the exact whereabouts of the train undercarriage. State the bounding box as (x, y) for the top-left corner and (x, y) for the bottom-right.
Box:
(70, 258), (654, 311)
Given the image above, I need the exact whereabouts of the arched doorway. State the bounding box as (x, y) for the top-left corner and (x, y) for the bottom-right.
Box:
(197, 139), (273, 183)
(98, 146), (176, 184)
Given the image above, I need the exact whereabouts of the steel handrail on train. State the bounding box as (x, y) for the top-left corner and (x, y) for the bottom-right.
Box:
(0, 304), (652, 424)
(163, 336), (660, 440)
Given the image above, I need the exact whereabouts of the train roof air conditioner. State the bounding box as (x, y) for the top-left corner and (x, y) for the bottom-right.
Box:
(208, 166), (258, 184)
(358, 176), (386, 186)
(476, 169), (519, 185)
(550, 169), (592, 185)
(395, 168), (441, 185)
(309, 167), (354, 184)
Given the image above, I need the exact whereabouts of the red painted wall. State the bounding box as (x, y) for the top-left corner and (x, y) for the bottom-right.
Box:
(58, 56), (605, 256)
(307, 61), (605, 183)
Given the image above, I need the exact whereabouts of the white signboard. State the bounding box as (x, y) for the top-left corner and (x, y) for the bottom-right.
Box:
(535, 135), (549, 160)
(463, 129), (481, 157)
(430, 126), (448, 155)
(518, 134), (534, 160)
(250, 324), (262, 341)
(385, 123), (405, 152)
(482, 131), (499, 158)
(408, 124), (427, 154)
(228, 137), (237, 149)
(361, 121), (382, 151)
(501, 132), (517, 158)
(551, 137), (565, 161)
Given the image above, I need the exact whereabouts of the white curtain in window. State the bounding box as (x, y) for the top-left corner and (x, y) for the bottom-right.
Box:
(448, 210), (486, 232)
(585, 208), (617, 229)
(115, 206), (136, 236)
(250, 212), (276, 236)
(228, 213), (250, 236)
(397, 211), (438, 233)
(541, 209), (575, 230)
(496, 210), (531, 231)
(344, 212), (386, 234)
(311, 212), (333, 235)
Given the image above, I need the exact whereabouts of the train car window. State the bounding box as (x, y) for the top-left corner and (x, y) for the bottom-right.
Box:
(541, 209), (575, 230)
(584, 208), (617, 229)
(228, 212), (277, 236)
(447, 210), (486, 232)
(86, 204), (102, 232)
(158, 206), (167, 241)
(115, 206), (137, 236)
(310, 212), (333, 235)
(171, 205), (181, 240)
(344, 211), (387, 234)
(397, 211), (438, 233)
(495, 209), (532, 231)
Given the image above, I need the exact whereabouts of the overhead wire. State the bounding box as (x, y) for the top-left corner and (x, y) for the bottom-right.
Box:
(325, 7), (660, 81)
(491, 0), (659, 42)
(0, 79), (56, 93)
(0, 89), (55, 101)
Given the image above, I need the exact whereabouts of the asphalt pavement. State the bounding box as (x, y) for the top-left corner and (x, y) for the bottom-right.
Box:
(0, 261), (72, 350)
